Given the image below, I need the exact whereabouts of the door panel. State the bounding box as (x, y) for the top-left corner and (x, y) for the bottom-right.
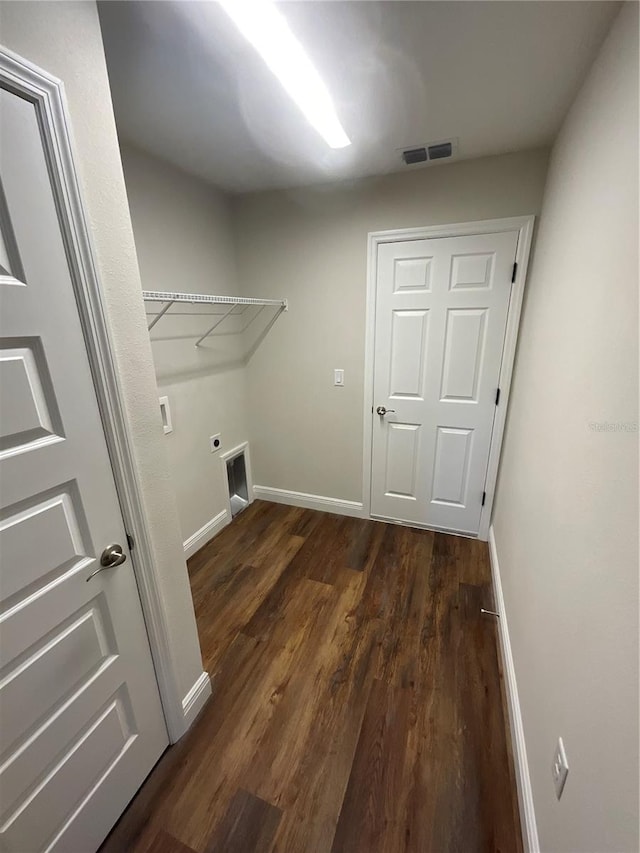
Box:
(0, 338), (63, 453)
(392, 254), (433, 292)
(389, 310), (429, 398)
(431, 426), (474, 505)
(0, 84), (167, 852)
(371, 231), (518, 534)
(384, 422), (421, 499)
(440, 308), (487, 402)
(6, 691), (134, 853)
(0, 487), (86, 604)
(449, 251), (495, 290)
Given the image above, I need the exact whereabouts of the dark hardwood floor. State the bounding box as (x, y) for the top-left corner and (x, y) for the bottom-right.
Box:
(102, 500), (522, 853)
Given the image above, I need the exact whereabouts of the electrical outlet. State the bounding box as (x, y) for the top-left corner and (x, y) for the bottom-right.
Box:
(334, 368), (344, 386)
(210, 434), (221, 452)
(552, 737), (569, 799)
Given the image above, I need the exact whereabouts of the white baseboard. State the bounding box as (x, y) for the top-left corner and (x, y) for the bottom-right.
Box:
(253, 485), (366, 519)
(180, 671), (211, 733)
(183, 508), (229, 559)
(488, 526), (540, 853)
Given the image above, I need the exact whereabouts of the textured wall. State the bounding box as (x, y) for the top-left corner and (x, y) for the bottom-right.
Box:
(493, 4), (639, 850)
(121, 145), (249, 543)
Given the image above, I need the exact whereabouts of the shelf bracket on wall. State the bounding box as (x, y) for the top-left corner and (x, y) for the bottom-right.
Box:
(141, 290), (288, 346)
(194, 302), (239, 347)
(147, 299), (174, 331)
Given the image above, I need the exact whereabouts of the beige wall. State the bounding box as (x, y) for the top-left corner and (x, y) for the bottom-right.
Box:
(0, 2), (205, 716)
(493, 4), (639, 851)
(231, 149), (550, 501)
(120, 145), (248, 543)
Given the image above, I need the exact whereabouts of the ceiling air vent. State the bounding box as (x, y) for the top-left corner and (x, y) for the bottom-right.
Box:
(427, 141), (452, 160)
(401, 138), (456, 166)
(402, 147), (427, 165)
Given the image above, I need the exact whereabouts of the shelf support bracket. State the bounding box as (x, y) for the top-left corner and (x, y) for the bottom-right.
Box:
(147, 300), (174, 331)
(195, 303), (238, 347)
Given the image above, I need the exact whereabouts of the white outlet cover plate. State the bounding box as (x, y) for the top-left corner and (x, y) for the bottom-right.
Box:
(159, 396), (173, 435)
(552, 737), (569, 799)
(210, 433), (221, 452)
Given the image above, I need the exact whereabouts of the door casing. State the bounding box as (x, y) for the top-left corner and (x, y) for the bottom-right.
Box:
(363, 216), (535, 541)
(0, 47), (197, 743)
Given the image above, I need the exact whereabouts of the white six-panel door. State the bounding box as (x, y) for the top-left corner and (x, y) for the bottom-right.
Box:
(0, 84), (167, 851)
(370, 230), (518, 535)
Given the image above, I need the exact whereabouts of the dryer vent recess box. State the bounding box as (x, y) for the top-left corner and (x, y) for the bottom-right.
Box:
(227, 452), (249, 518)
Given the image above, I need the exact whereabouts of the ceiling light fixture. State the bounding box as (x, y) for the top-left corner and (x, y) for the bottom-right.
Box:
(219, 0), (351, 149)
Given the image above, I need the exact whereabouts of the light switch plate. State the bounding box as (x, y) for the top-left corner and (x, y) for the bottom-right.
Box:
(210, 433), (221, 452)
(552, 737), (569, 799)
(334, 368), (344, 386)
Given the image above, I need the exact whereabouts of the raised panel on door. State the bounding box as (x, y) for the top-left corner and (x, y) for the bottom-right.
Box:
(384, 422), (421, 500)
(0, 485), (87, 605)
(449, 251), (495, 290)
(0, 77), (167, 853)
(430, 427), (474, 506)
(0, 601), (113, 755)
(440, 308), (488, 403)
(0, 339), (64, 452)
(393, 255), (433, 292)
(2, 691), (135, 853)
(0, 657), (125, 824)
(389, 310), (429, 400)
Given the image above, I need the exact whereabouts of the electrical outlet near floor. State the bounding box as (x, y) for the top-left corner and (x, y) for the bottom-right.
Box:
(210, 434), (221, 452)
(552, 737), (569, 799)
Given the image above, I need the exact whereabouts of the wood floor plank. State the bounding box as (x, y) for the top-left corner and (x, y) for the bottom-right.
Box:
(262, 553), (384, 850)
(331, 678), (413, 853)
(346, 518), (385, 573)
(205, 790), (281, 853)
(266, 618), (380, 852)
(240, 512), (349, 640)
(457, 582), (524, 853)
(194, 528), (307, 675)
(100, 632), (266, 853)
(374, 525), (435, 687)
(419, 531), (464, 690)
(188, 500), (278, 579)
(286, 513), (354, 587)
(101, 501), (522, 853)
(147, 830), (198, 853)
(243, 570), (367, 804)
(288, 506), (325, 539)
(163, 581), (336, 851)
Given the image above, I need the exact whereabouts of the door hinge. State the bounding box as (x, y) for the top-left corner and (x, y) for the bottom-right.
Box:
(126, 532), (135, 551)
(481, 491), (486, 506)
(495, 387), (501, 405)
(511, 261), (518, 283)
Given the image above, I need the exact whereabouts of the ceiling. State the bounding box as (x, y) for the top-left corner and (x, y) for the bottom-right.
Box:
(99, 1), (618, 194)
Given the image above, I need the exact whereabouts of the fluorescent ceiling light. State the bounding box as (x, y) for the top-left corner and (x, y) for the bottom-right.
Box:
(219, 0), (351, 149)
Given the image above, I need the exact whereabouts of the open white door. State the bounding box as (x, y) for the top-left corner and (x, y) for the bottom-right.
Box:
(370, 229), (519, 535)
(0, 81), (167, 851)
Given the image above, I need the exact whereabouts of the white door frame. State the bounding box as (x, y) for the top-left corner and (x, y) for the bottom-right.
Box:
(0, 48), (188, 742)
(363, 216), (535, 541)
